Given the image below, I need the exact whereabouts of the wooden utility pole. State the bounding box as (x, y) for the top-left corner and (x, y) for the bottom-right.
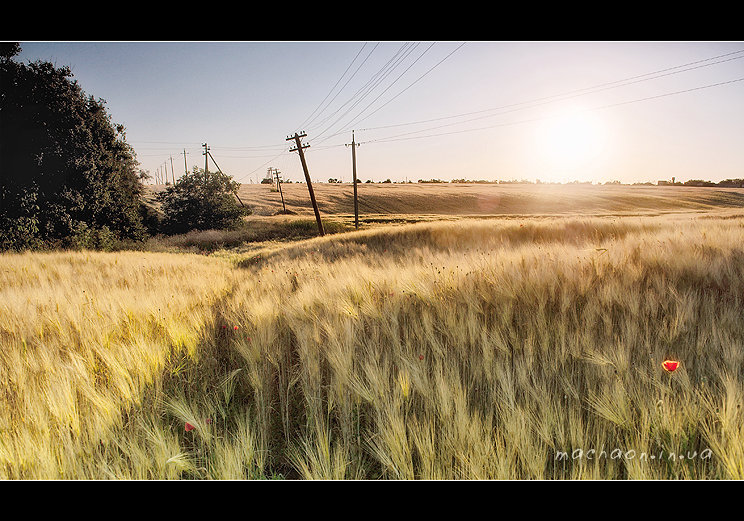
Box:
(273, 167), (286, 213)
(182, 149), (188, 175)
(287, 132), (324, 236)
(345, 130), (360, 229)
(266, 167), (277, 190)
(170, 155), (176, 184)
(202, 143), (209, 175)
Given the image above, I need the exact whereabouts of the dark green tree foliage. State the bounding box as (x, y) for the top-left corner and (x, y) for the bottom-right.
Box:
(157, 167), (244, 235)
(1, 43), (146, 250)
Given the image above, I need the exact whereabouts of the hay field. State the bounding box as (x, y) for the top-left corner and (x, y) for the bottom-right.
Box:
(2, 209), (743, 479)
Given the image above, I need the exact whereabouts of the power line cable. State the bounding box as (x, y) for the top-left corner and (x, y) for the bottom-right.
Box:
(210, 143), (288, 151)
(311, 43), (421, 141)
(347, 41), (467, 131)
(303, 42), (393, 133)
(233, 149), (291, 184)
(359, 76), (744, 145)
(357, 48), (744, 135)
(314, 42), (439, 145)
(355, 51), (744, 143)
(294, 42), (369, 132)
(309, 42), (419, 139)
(310, 41), (467, 146)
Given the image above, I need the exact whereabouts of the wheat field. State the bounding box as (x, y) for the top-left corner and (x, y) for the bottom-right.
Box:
(1, 209), (743, 479)
(265, 182), (744, 216)
(146, 181), (744, 217)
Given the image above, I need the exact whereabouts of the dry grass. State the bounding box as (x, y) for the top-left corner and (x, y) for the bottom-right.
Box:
(1, 211), (743, 479)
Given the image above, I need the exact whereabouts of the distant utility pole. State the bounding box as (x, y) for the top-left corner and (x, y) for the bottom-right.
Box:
(345, 130), (360, 229)
(287, 132), (324, 236)
(202, 143), (209, 175)
(181, 149), (189, 175)
(273, 167), (286, 213)
(170, 155), (176, 184)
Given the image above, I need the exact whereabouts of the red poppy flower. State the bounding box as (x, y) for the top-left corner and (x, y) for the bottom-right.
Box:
(185, 422), (195, 432)
(662, 360), (680, 372)
(419, 355), (424, 361)
(234, 325), (239, 330)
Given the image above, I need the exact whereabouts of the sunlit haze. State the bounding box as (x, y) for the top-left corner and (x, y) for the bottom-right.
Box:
(16, 41), (744, 185)
(532, 106), (608, 182)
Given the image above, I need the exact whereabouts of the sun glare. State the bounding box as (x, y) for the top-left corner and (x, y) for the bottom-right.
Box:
(534, 108), (606, 176)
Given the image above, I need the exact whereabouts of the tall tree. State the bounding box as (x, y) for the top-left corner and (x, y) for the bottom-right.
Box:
(0, 43), (147, 250)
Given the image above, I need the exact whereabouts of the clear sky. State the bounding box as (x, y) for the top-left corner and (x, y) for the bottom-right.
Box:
(16, 40), (744, 185)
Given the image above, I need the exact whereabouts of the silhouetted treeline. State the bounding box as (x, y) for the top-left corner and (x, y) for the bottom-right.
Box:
(684, 179), (744, 187)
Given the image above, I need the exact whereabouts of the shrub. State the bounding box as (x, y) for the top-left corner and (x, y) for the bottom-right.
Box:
(157, 168), (246, 235)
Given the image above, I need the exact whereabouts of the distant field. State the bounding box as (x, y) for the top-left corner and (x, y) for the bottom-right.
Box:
(239, 183), (744, 217)
(146, 183), (744, 219)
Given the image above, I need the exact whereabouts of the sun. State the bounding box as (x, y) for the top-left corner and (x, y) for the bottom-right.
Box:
(534, 108), (606, 175)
